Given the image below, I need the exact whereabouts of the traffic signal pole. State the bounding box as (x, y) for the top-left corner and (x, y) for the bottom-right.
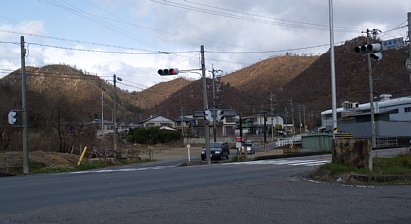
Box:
(201, 45), (211, 165)
(366, 29), (380, 171)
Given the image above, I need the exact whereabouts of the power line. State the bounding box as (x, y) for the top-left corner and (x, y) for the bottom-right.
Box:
(0, 29), (156, 52)
(38, 0), (159, 49)
(151, 0), (360, 32)
(183, 0), (358, 31)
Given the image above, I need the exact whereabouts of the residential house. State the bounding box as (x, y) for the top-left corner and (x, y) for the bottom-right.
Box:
(85, 119), (140, 137)
(140, 115), (176, 128)
(174, 116), (196, 136)
(241, 113), (284, 136)
(193, 109), (237, 137)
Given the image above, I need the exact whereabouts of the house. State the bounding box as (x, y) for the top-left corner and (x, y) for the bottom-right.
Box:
(240, 113), (284, 136)
(174, 116), (196, 136)
(321, 94), (411, 145)
(85, 119), (114, 136)
(85, 119), (140, 137)
(140, 115), (176, 128)
(193, 109), (237, 137)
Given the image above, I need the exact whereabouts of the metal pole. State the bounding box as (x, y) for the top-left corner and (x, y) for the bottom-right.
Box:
(408, 12), (411, 81)
(113, 74), (117, 157)
(329, 0), (338, 139)
(366, 29), (375, 171)
(21, 36), (29, 174)
(201, 45), (211, 165)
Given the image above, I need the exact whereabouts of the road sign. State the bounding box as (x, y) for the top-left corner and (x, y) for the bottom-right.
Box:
(382, 37), (404, 50)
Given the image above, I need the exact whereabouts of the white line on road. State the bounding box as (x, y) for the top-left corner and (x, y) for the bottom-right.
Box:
(222, 159), (330, 167)
(66, 166), (175, 175)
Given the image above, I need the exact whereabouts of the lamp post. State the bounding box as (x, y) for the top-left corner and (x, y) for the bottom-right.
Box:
(329, 0), (338, 140)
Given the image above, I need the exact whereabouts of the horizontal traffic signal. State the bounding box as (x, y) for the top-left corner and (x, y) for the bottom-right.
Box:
(158, 68), (179, 76)
(354, 43), (382, 61)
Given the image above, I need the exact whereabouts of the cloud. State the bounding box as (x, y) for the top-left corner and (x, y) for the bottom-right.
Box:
(1, 0), (410, 91)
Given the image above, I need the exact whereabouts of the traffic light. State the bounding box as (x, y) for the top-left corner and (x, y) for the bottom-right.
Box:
(354, 43), (382, 61)
(157, 68), (179, 76)
(217, 109), (224, 122)
(8, 110), (17, 125)
(204, 109), (212, 122)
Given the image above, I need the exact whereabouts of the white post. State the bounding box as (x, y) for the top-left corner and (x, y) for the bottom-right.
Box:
(187, 144), (191, 162)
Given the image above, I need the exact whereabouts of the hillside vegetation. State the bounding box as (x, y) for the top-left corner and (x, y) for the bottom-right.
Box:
(1, 36), (410, 154)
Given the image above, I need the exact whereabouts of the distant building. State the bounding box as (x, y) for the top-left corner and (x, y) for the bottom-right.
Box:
(321, 94), (411, 140)
(240, 113), (284, 136)
(85, 119), (138, 137)
(193, 109), (237, 137)
(174, 116), (196, 136)
(140, 115), (176, 128)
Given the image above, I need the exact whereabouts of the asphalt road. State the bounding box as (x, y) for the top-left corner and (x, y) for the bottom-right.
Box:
(1, 149), (411, 224)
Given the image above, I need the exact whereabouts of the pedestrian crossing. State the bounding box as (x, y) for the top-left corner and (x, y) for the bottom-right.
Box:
(222, 159), (331, 167)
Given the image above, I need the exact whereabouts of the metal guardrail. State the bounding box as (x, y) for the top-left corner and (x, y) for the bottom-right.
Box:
(275, 135), (302, 148)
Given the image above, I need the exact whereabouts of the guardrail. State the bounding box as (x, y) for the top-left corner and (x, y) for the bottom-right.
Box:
(275, 135), (302, 148)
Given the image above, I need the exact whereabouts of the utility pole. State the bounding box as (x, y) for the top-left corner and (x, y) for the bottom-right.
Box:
(113, 74), (122, 158)
(364, 28), (380, 171)
(264, 112), (267, 156)
(269, 92), (274, 141)
(181, 107), (184, 137)
(201, 45), (211, 165)
(210, 65), (223, 142)
(298, 105), (302, 134)
(289, 100), (295, 135)
(20, 36), (29, 174)
(303, 105), (307, 132)
(101, 91), (104, 137)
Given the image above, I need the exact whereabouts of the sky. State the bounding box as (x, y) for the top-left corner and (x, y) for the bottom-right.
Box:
(0, 0), (410, 92)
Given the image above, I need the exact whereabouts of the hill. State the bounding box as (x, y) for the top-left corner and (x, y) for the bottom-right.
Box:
(142, 37), (411, 129)
(141, 55), (319, 118)
(0, 64), (139, 153)
(278, 37), (411, 125)
(130, 77), (192, 110)
(222, 55), (319, 100)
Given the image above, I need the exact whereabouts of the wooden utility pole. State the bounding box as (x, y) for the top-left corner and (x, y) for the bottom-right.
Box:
(20, 36), (29, 174)
(201, 45), (211, 165)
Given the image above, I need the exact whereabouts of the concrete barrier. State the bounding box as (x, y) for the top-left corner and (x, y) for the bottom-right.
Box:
(333, 139), (370, 168)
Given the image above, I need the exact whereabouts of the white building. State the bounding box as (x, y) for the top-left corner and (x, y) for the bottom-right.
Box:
(321, 94), (411, 139)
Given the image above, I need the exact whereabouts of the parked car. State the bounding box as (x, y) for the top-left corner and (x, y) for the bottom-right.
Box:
(243, 140), (256, 154)
(201, 141), (230, 160)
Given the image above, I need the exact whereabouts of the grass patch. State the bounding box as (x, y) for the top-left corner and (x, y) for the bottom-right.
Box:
(372, 155), (411, 175)
(313, 154), (411, 184)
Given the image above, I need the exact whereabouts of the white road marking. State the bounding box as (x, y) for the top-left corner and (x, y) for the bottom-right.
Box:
(68, 166), (174, 174)
(222, 159), (330, 167)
